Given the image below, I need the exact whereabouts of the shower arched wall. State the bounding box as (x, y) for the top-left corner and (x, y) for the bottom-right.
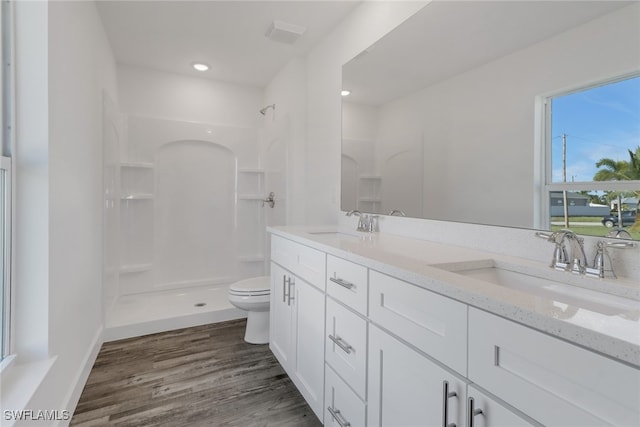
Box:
(107, 115), (268, 337)
(154, 140), (236, 288)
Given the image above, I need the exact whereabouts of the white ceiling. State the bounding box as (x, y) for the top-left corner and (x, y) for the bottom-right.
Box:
(96, 0), (361, 88)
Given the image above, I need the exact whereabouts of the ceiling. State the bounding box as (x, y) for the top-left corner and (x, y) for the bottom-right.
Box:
(96, 0), (361, 88)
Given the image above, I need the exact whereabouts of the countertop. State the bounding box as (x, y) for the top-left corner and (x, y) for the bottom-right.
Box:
(268, 225), (640, 368)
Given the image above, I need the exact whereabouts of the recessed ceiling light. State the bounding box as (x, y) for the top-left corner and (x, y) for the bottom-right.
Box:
(341, 90), (351, 97)
(192, 62), (209, 72)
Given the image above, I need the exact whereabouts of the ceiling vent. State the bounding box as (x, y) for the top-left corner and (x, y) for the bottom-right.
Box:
(265, 20), (306, 44)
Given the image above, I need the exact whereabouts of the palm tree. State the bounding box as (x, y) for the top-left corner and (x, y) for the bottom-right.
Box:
(594, 146), (640, 231)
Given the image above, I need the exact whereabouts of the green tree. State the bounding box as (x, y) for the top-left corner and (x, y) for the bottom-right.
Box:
(594, 146), (640, 230)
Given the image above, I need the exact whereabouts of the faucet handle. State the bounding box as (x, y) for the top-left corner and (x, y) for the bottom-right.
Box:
(368, 215), (379, 232)
(586, 239), (636, 279)
(357, 214), (370, 232)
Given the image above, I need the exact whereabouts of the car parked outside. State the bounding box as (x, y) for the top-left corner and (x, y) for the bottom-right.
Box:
(601, 210), (637, 228)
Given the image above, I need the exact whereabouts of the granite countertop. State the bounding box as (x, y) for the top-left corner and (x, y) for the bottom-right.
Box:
(268, 225), (640, 368)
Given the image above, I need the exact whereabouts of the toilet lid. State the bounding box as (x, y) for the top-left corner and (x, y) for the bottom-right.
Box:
(230, 276), (270, 294)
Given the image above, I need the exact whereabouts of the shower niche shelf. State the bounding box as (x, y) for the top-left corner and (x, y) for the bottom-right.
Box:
(121, 161), (154, 197)
(119, 160), (155, 287)
(238, 194), (266, 201)
(358, 175), (382, 211)
(120, 263), (153, 274)
(237, 167), (266, 271)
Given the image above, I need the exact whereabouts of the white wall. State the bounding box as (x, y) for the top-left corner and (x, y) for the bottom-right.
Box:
(263, 59), (307, 225)
(118, 64), (263, 128)
(4, 0), (119, 423)
(264, 1), (429, 225)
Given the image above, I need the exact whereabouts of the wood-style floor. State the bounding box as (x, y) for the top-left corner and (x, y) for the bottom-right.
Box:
(71, 319), (321, 427)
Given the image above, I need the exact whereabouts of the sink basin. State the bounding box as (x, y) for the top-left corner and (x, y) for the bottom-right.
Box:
(435, 260), (639, 315)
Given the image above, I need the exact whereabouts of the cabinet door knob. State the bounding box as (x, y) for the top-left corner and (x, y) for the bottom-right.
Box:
(442, 380), (458, 427)
(328, 407), (351, 427)
(328, 334), (353, 354)
(330, 276), (355, 290)
(467, 397), (483, 427)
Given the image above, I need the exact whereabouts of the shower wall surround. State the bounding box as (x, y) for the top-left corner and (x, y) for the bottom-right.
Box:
(118, 116), (267, 295)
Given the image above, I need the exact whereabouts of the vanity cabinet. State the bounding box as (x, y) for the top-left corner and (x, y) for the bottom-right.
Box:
(269, 230), (639, 427)
(468, 308), (640, 427)
(368, 324), (467, 427)
(269, 235), (326, 421)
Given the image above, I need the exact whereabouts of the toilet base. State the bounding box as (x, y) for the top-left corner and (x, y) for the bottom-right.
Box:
(244, 310), (269, 344)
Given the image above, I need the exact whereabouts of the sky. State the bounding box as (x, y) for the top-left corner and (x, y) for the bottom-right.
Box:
(550, 75), (640, 183)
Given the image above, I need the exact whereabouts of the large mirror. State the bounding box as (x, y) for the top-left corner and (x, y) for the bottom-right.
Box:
(341, 1), (640, 239)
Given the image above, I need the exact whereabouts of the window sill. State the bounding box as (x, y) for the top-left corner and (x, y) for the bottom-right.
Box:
(0, 356), (56, 427)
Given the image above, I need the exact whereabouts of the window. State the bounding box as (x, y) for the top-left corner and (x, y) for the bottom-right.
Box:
(0, 0), (11, 363)
(542, 75), (640, 239)
(0, 156), (9, 361)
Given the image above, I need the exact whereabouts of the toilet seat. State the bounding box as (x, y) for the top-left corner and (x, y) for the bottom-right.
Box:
(229, 276), (270, 297)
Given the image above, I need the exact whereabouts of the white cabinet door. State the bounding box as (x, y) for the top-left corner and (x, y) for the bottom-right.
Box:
(368, 325), (466, 427)
(291, 275), (326, 421)
(468, 308), (640, 426)
(325, 298), (368, 399)
(325, 365), (366, 427)
(466, 385), (537, 427)
(369, 270), (468, 375)
(269, 263), (292, 368)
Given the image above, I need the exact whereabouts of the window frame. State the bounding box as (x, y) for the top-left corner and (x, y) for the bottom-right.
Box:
(0, 0), (13, 364)
(538, 73), (640, 231)
(0, 155), (10, 361)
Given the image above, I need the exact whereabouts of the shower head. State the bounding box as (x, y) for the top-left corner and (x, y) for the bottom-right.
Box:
(259, 104), (276, 115)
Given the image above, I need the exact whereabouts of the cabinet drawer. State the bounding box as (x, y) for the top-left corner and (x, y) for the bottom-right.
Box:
(469, 308), (640, 426)
(369, 270), (467, 375)
(325, 364), (366, 427)
(271, 234), (326, 290)
(326, 298), (367, 399)
(326, 255), (368, 315)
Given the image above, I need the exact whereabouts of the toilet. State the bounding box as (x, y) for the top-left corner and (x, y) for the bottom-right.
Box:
(228, 276), (271, 344)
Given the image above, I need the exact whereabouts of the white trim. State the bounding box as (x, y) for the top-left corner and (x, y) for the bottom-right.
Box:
(59, 327), (103, 426)
(546, 181), (640, 192)
(0, 155), (10, 360)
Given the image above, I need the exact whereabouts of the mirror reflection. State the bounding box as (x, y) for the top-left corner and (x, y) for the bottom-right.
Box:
(341, 1), (640, 239)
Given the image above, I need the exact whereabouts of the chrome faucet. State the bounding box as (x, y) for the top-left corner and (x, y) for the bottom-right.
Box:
(585, 239), (636, 279)
(537, 230), (636, 279)
(346, 210), (379, 233)
(537, 229), (587, 273)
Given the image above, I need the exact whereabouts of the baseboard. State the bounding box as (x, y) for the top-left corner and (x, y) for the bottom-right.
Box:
(58, 326), (103, 426)
(104, 307), (245, 342)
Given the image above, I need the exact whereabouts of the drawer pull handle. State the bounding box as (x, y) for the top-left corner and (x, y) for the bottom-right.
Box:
(330, 276), (355, 290)
(442, 380), (457, 427)
(466, 397), (483, 427)
(328, 334), (353, 354)
(287, 277), (295, 306)
(282, 275), (288, 303)
(328, 407), (351, 427)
